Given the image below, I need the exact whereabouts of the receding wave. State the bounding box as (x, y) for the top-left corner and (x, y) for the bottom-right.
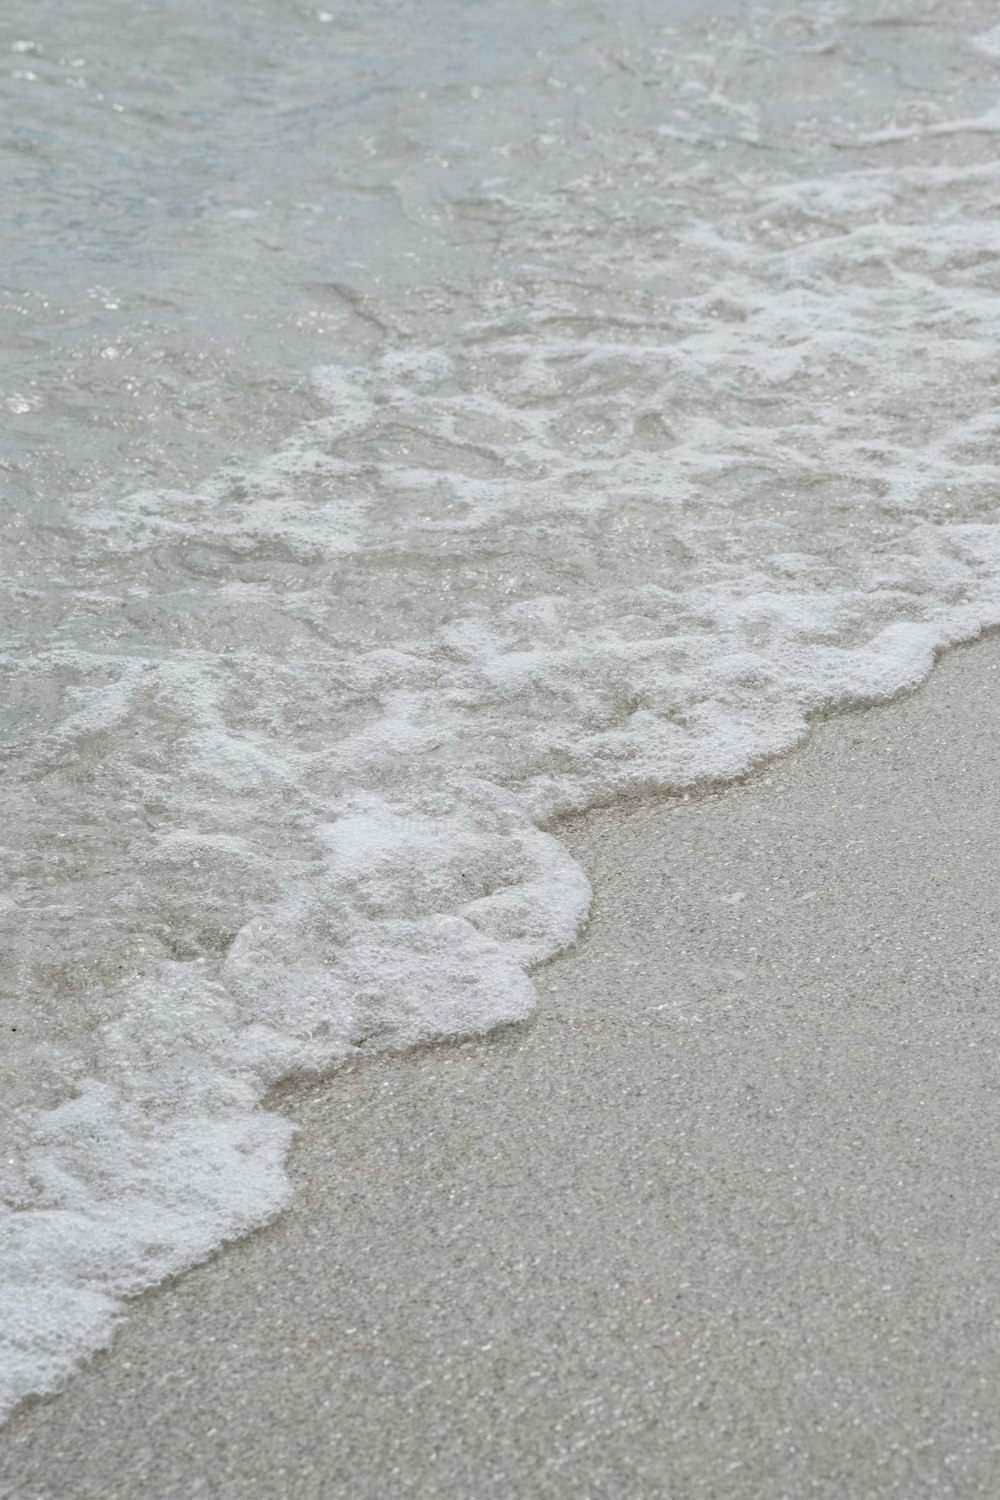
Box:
(3, 0), (1000, 1417)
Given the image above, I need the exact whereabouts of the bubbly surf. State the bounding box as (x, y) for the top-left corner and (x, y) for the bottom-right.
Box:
(3, 0), (1000, 1417)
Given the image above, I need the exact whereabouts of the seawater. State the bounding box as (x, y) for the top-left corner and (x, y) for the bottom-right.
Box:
(3, 0), (1000, 1417)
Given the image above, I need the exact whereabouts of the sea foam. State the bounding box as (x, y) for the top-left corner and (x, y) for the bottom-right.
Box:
(3, 0), (1000, 1417)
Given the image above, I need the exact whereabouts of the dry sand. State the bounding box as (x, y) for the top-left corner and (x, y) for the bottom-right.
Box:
(4, 636), (1000, 1498)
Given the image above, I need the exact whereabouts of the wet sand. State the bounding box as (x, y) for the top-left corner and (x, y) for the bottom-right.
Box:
(4, 635), (1000, 1498)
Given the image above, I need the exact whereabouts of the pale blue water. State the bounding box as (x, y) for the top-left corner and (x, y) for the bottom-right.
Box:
(3, 0), (1000, 1417)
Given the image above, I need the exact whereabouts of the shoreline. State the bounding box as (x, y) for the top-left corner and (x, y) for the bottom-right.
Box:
(4, 633), (1000, 1497)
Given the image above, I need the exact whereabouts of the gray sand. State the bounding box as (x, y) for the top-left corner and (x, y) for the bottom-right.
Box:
(5, 637), (1000, 1498)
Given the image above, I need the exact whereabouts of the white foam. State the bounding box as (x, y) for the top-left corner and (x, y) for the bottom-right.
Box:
(972, 26), (1000, 59)
(4, 0), (1000, 1420)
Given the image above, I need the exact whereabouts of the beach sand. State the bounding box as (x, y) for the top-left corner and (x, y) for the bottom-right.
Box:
(4, 635), (1000, 1498)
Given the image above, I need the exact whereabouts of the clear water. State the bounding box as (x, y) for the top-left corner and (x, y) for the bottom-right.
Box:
(3, 0), (1000, 1416)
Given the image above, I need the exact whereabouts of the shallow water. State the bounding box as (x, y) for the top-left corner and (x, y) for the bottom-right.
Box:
(3, 0), (1000, 1416)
